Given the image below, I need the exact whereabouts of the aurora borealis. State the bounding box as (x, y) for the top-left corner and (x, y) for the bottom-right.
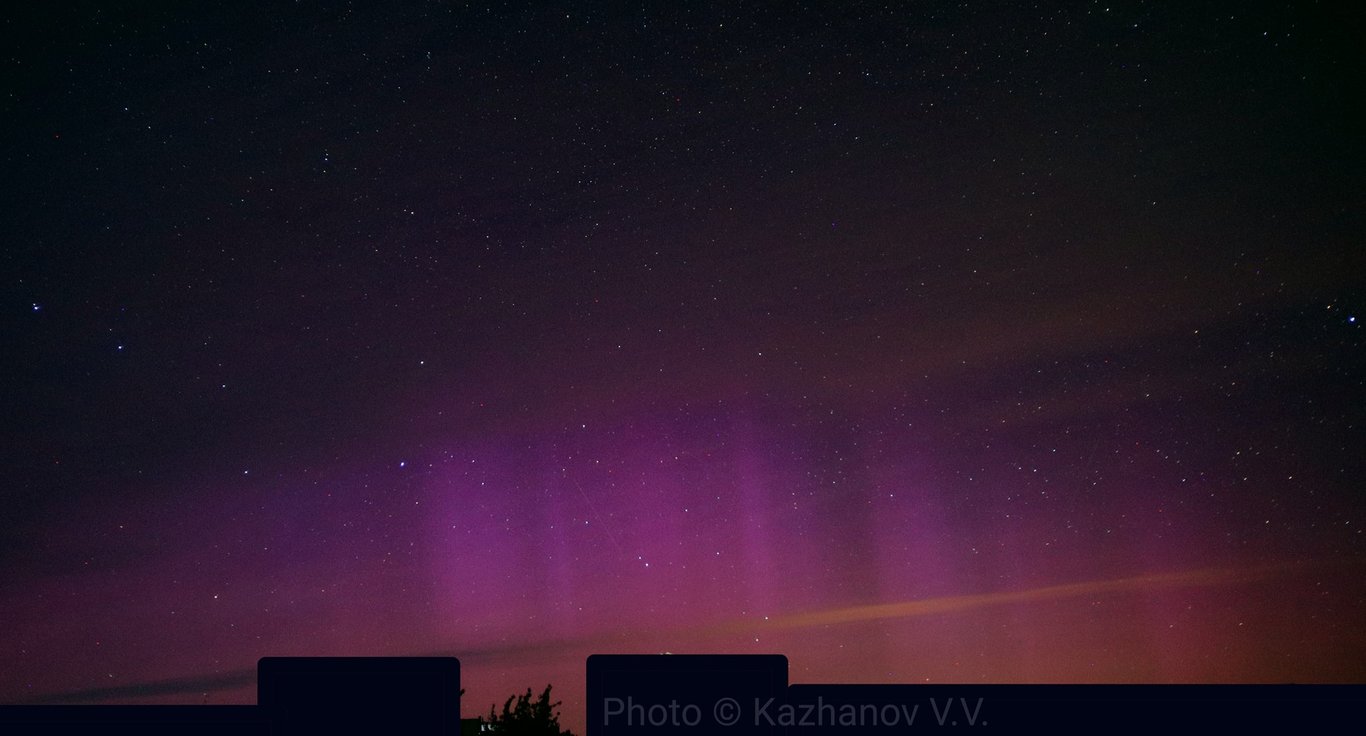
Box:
(2, 2), (1363, 732)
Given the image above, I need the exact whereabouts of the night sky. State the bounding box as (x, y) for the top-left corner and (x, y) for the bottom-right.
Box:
(2, 1), (1363, 731)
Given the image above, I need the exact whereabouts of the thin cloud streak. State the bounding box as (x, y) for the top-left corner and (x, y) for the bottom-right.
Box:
(749, 562), (1308, 631)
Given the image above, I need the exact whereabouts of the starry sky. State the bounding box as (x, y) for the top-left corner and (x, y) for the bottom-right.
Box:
(2, 0), (1363, 731)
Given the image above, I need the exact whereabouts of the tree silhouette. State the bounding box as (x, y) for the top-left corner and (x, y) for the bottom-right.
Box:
(485, 684), (574, 736)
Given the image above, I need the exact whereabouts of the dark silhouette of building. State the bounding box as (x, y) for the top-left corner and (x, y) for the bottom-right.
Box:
(0, 657), (462, 736)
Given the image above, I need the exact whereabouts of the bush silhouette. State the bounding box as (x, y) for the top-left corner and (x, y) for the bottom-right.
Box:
(485, 684), (573, 735)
